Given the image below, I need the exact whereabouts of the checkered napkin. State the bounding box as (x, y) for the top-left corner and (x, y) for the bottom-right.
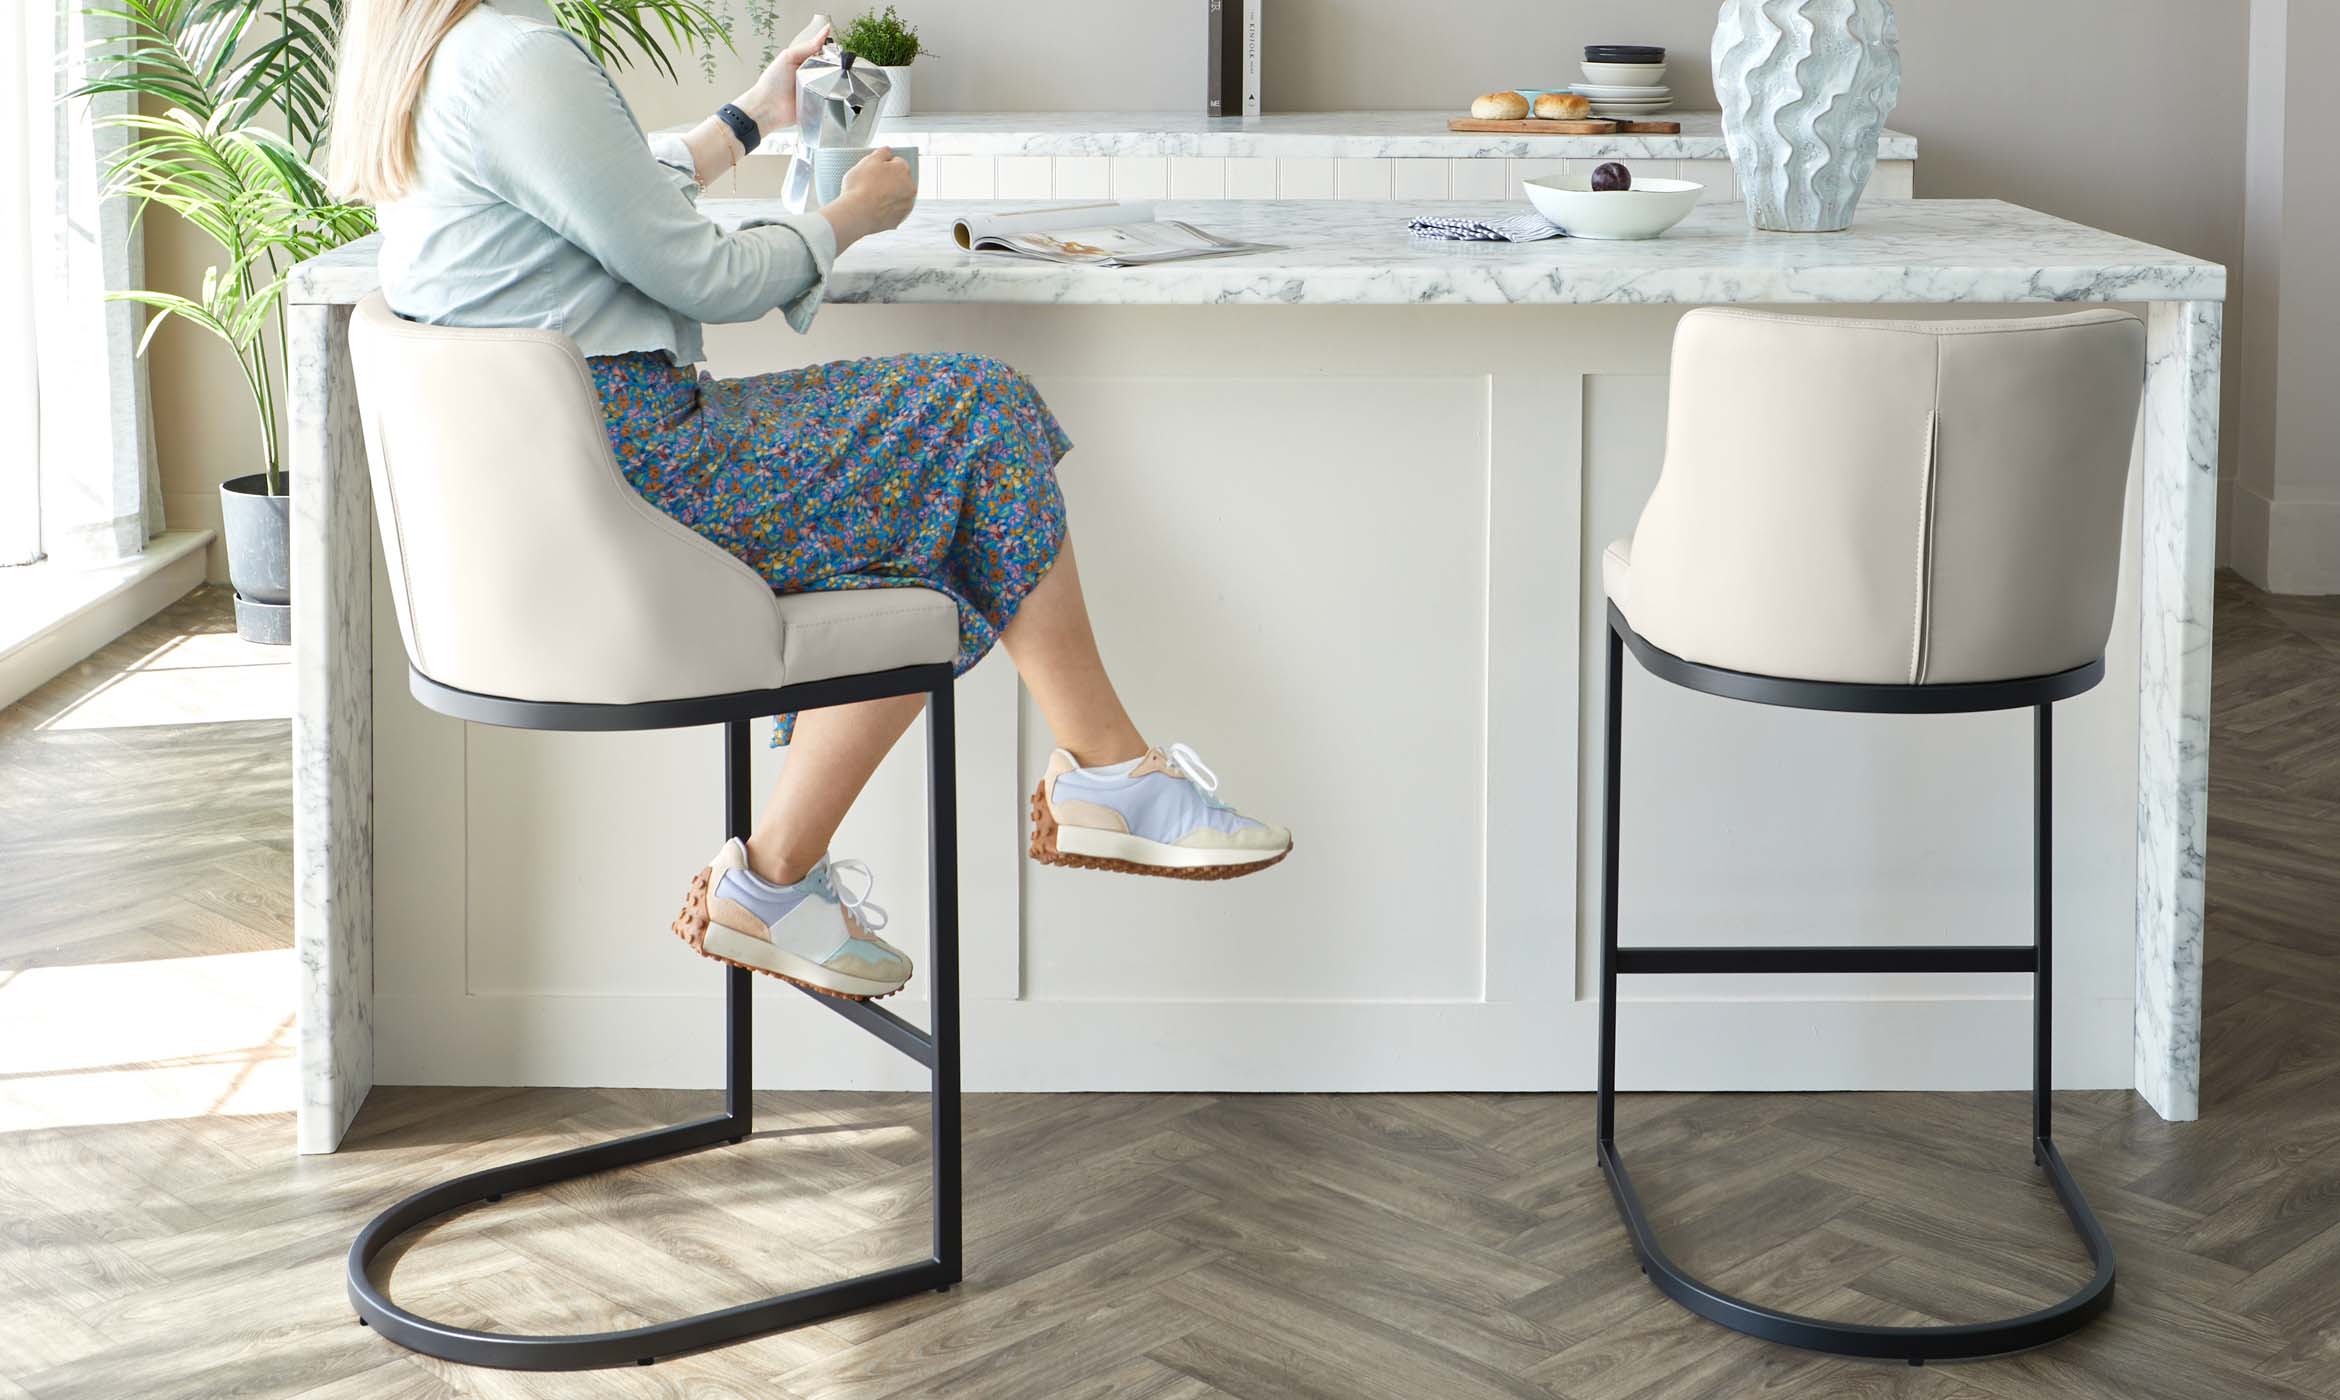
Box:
(1407, 213), (1564, 243)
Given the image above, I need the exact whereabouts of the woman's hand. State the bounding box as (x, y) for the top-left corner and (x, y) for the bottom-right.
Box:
(821, 147), (916, 251)
(737, 14), (832, 134)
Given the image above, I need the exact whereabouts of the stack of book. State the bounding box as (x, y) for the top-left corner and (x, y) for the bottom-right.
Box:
(1207, 0), (1263, 118)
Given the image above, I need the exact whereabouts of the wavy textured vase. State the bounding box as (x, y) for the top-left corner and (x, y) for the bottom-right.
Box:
(1713, 0), (1901, 232)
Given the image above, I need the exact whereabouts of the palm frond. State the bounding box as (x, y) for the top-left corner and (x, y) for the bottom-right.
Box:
(553, 0), (732, 78)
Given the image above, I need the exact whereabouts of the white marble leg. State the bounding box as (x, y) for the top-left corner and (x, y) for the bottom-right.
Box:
(2134, 299), (2221, 1122)
(290, 302), (375, 1153)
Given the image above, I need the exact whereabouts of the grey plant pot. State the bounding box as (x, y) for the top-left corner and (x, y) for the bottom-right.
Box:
(220, 472), (291, 645)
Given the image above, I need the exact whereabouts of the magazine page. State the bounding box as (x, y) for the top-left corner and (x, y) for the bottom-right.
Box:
(987, 221), (1273, 266)
(952, 202), (1158, 250)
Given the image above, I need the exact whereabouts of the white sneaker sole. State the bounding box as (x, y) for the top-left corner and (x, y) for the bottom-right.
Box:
(702, 924), (905, 999)
(1027, 780), (1290, 882)
(1055, 825), (1287, 869)
(672, 866), (909, 1001)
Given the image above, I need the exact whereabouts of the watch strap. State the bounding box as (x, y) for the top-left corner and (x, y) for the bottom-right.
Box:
(714, 102), (761, 155)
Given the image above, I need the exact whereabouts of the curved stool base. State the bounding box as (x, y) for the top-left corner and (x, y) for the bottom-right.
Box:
(1595, 615), (2117, 1363)
(347, 1112), (955, 1371)
(348, 690), (961, 1373)
(1597, 1135), (2115, 1363)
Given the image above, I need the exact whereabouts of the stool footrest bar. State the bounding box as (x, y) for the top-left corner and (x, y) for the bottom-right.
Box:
(1613, 945), (2037, 975)
(801, 984), (935, 1066)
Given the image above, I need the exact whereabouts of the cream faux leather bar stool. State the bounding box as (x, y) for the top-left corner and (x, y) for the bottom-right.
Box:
(1595, 307), (2146, 1364)
(341, 293), (964, 1371)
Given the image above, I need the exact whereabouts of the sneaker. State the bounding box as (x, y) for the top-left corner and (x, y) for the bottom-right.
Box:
(672, 840), (912, 1000)
(1029, 742), (1292, 880)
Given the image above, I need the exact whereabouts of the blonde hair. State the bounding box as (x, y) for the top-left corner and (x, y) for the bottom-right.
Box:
(328, 0), (479, 203)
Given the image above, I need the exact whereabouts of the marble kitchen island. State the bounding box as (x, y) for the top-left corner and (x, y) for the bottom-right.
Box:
(287, 198), (2221, 1152)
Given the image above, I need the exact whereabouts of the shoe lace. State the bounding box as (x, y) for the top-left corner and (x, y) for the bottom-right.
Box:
(1166, 742), (1229, 809)
(825, 858), (890, 934)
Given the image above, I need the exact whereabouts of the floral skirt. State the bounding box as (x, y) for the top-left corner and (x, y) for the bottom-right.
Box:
(589, 351), (1072, 744)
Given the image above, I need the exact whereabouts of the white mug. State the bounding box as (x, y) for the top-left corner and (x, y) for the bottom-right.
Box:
(811, 145), (919, 207)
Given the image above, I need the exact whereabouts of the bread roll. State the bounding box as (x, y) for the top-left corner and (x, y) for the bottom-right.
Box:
(1471, 91), (1530, 121)
(1533, 91), (1591, 120)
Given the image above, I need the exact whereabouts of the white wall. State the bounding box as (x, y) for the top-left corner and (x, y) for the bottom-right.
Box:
(2231, 0), (2340, 593)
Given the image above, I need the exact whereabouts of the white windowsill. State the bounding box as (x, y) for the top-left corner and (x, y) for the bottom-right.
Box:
(0, 530), (215, 711)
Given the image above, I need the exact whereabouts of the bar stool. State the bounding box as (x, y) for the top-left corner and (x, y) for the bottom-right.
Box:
(1596, 307), (2146, 1363)
(342, 293), (964, 1370)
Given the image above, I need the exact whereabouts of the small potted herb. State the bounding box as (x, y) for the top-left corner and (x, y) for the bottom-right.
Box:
(840, 5), (926, 116)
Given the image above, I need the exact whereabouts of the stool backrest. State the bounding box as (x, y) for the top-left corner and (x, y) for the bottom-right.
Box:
(1626, 307), (2146, 685)
(347, 294), (786, 705)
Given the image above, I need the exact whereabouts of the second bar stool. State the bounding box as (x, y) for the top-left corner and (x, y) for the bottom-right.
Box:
(1595, 307), (2147, 1363)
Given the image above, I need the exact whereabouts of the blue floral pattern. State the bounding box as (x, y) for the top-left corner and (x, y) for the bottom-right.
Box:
(590, 351), (1072, 743)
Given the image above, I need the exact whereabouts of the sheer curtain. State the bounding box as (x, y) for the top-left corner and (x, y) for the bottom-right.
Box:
(1, 0), (162, 571)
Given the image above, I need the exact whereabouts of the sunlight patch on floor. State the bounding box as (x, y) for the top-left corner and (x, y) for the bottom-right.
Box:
(0, 948), (296, 1130)
(39, 626), (290, 731)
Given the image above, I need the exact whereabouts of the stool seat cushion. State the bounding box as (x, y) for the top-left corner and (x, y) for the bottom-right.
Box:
(774, 588), (960, 690)
(1608, 308), (2145, 687)
(349, 293), (958, 707)
(1602, 538), (1633, 616)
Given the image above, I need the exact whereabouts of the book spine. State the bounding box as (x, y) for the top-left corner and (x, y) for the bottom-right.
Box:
(1206, 0), (1226, 117)
(1242, 0), (1262, 117)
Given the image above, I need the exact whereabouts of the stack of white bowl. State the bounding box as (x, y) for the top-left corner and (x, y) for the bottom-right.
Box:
(1573, 45), (1672, 117)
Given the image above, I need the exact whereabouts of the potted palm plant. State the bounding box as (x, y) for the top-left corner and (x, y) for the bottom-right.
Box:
(839, 5), (925, 116)
(77, 0), (732, 642)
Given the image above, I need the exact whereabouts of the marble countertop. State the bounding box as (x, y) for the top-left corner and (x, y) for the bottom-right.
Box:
(292, 199), (2222, 310)
(680, 110), (1918, 163)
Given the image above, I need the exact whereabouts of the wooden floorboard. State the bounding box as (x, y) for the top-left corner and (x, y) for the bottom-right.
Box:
(3, 577), (2339, 1398)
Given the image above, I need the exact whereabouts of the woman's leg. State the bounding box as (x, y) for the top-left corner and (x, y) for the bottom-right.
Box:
(745, 539), (1141, 883)
(746, 694), (924, 884)
(998, 542), (1146, 767)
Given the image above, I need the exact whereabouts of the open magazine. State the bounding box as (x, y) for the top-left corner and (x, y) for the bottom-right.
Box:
(951, 201), (1278, 266)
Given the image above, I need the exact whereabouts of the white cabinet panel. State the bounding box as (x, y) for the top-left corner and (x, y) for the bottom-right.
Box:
(1451, 158), (1508, 201)
(1020, 373), (1489, 1001)
(1680, 159), (1736, 203)
(1391, 158), (1450, 201)
(995, 155), (1054, 199)
(1226, 157), (1277, 198)
(1169, 157), (1227, 199)
(1278, 158), (1335, 198)
(1112, 156), (1169, 199)
(935, 155), (996, 199)
(1506, 158), (1568, 199)
(1333, 158), (1395, 201)
(1055, 156), (1111, 199)
(376, 303), (2134, 1098)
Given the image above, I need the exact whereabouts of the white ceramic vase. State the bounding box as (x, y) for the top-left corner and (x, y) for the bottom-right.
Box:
(1713, 0), (1901, 232)
(876, 64), (913, 117)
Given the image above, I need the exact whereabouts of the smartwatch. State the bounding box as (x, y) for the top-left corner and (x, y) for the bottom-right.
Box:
(714, 103), (761, 155)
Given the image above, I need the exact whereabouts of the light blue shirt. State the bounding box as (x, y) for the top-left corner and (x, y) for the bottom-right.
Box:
(377, 0), (834, 363)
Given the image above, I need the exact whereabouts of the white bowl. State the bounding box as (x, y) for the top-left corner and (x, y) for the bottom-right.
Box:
(1582, 61), (1669, 85)
(1571, 83), (1673, 98)
(1524, 174), (1702, 240)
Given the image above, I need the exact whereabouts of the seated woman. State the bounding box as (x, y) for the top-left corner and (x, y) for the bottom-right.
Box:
(330, 1), (1291, 1002)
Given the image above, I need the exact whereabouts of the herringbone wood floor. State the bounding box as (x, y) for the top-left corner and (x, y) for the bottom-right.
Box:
(3, 578), (2337, 1399)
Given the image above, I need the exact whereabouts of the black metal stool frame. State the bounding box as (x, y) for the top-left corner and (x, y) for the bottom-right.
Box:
(347, 660), (962, 1371)
(1596, 603), (2116, 1364)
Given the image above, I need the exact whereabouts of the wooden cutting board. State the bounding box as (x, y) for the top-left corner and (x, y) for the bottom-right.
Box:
(1447, 117), (1683, 135)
